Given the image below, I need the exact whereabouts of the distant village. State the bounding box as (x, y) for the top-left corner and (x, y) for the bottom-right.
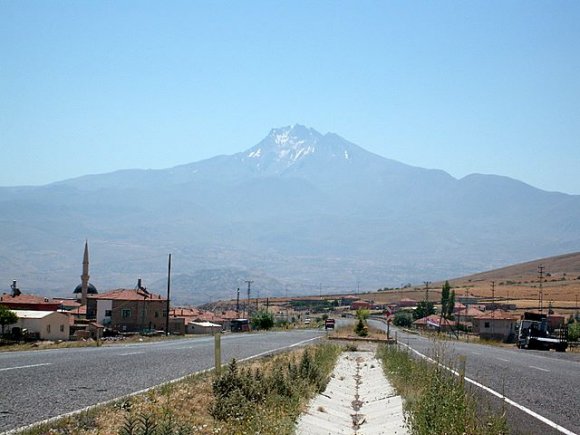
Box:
(1, 242), (578, 347)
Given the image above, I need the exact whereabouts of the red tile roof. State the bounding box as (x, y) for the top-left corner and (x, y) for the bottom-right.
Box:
(455, 307), (486, 317)
(474, 310), (519, 320)
(0, 293), (56, 305)
(91, 288), (166, 301)
(53, 298), (81, 309)
(413, 314), (455, 327)
(69, 305), (87, 315)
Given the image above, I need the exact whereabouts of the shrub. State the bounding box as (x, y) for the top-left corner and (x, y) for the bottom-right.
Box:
(377, 344), (508, 435)
(251, 310), (274, 330)
(210, 344), (341, 431)
(354, 318), (368, 337)
(394, 311), (414, 327)
(568, 322), (580, 341)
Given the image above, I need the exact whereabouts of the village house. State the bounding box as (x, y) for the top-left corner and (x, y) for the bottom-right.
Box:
(188, 321), (222, 334)
(350, 300), (372, 310)
(397, 298), (417, 308)
(413, 314), (455, 332)
(472, 311), (520, 342)
(87, 283), (167, 333)
(170, 307), (238, 334)
(11, 310), (70, 341)
(454, 307), (486, 324)
(1, 282), (61, 312)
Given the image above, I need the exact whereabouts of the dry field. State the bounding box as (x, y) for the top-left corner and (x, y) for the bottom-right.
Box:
(311, 252), (580, 316)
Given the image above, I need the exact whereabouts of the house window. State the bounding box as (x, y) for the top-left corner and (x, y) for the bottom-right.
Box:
(105, 310), (112, 317)
(484, 322), (490, 329)
(60, 325), (64, 332)
(162, 310), (167, 318)
(155, 311), (159, 318)
(47, 324), (51, 333)
(122, 309), (131, 319)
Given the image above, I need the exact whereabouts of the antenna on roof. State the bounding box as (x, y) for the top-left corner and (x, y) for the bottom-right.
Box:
(11, 280), (21, 297)
(136, 278), (149, 294)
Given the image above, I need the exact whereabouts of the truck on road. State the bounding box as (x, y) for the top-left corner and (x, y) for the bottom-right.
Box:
(517, 312), (568, 352)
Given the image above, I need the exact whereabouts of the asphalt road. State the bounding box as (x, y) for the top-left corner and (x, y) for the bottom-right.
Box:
(370, 320), (580, 435)
(0, 329), (323, 433)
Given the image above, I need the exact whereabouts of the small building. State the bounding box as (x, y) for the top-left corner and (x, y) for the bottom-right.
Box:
(0, 292), (61, 312)
(53, 298), (82, 312)
(11, 310), (70, 341)
(457, 295), (480, 305)
(187, 321), (222, 335)
(87, 284), (167, 333)
(472, 311), (519, 342)
(350, 300), (372, 310)
(413, 314), (455, 332)
(398, 298), (417, 308)
(231, 318), (250, 332)
(454, 307), (486, 323)
(547, 314), (566, 330)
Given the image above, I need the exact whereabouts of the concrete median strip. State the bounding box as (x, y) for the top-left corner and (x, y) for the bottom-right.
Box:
(296, 351), (408, 435)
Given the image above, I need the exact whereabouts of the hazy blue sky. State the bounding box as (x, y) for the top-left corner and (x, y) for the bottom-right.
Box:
(1, 1), (579, 193)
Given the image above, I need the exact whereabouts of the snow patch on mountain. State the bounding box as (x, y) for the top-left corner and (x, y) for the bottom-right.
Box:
(248, 148), (262, 158)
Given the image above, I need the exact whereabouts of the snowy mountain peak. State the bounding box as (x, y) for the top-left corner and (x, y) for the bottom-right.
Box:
(242, 125), (324, 169)
(238, 124), (373, 176)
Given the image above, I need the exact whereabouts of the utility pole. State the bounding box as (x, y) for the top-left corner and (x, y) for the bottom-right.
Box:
(165, 254), (171, 335)
(424, 281), (431, 302)
(491, 281), (495, 339)
(236, 288), (240, 316)
(538, 265), (544, 313)
(245, 280), (254, 318)
(285, 286), (289, 322)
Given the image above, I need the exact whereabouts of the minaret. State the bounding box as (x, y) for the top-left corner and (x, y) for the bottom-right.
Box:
(80, 241), (90, 306)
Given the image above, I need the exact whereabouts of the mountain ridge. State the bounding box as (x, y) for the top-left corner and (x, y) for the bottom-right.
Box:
(1, 124), (579, 305)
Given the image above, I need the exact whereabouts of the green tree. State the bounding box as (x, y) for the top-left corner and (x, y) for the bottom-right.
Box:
(414, 301), (435, 320)
(447, 290), (456, 319)
(440, 281), (451, 319)
(354, 317), (368, 336)
(356, 309), (370, 321)
(0, 305), (18, 335)
(354, 309), (369, 336)
(250, 310), (274, 330)
(568, 322), (580, 342)
(393, 311), (413, 327)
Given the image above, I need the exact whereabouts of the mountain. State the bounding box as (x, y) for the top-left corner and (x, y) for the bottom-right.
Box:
(1, 124), (579, 305)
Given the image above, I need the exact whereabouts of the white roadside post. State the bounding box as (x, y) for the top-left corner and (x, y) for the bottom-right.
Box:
(214, 331), (222, 375)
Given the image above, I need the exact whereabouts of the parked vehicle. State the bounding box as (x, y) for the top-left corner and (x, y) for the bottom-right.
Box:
(324, 318), (336, 330)
(517, 312), (568, 352)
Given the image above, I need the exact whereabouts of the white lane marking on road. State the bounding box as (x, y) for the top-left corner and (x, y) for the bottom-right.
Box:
(239, 336), (322, 363)
(496, 358), (509, 362)
(471, 351), (481, 355)
(399, 342), (576, 435)
(529, 365), (550, 372)
(6, 334), (323, 435)
(118, 352), (145, 356)
(0, 363), (51, 372)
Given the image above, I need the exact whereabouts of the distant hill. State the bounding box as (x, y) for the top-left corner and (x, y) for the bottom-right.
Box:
(450, 252), (580, 284)
(2, 124), (580, 302)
